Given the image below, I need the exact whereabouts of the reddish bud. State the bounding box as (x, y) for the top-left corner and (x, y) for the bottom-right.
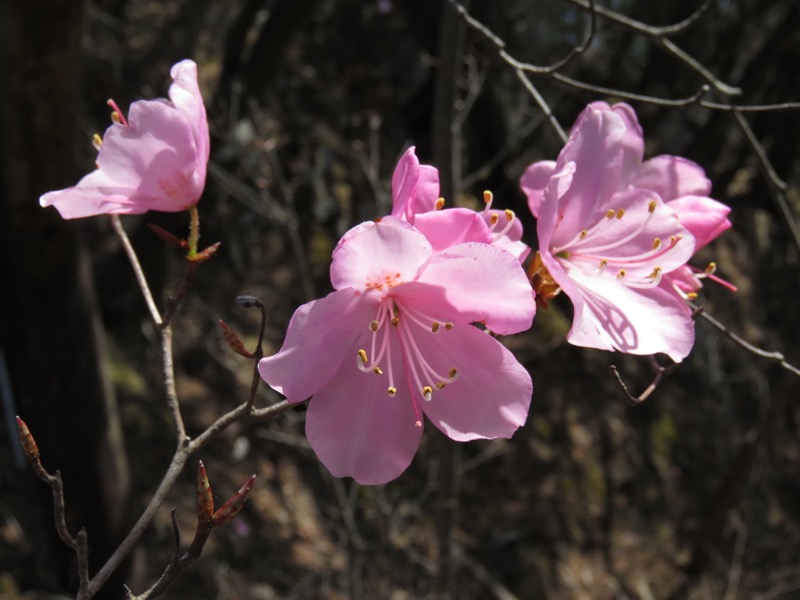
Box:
(196, 461), (214, 522)
(212, 475), (256, 526)
(218, 320), (253, 358)
(148, 223), (189, 250)
(188, 242), (221, 264)
(16, 416), (40, 463)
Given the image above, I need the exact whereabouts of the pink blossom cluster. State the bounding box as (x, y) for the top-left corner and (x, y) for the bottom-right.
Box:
(39, 61), (733, 484)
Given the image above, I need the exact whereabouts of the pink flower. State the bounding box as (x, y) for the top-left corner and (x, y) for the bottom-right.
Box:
(40, 60), (209, 218)
(521, 104), (698, 362)
(392, 147), (530, 261)
(522, 102), (733, 296)
(258, 218), (534, 485)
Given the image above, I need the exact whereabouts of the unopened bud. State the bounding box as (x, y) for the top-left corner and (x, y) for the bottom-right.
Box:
(218, 320), (253, 357)
(16, 416), (39, 463)
(196, 461), (214, 522)
(212, 475), (256, 526)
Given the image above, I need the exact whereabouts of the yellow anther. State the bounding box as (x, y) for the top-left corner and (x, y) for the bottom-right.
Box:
(370, 320), (380, 331)
(110, 111), (122, 125)
(373, 367), (383, 375)
(391, 317), (400, 327)
(599, 259), (608, 268)
(606, 209), (616, 218)
(504, 209), (514, 222)
(483, 190), (493, 204)
(616, 209), (625, 219)
(686, 292), (699, 300)
(579, 230), (588, 240)
(648, 200), (657, 213)
(435, 197), (445, 210)
(357, 349), (368, 364)
(435, 382), (446, 389)
(448, 368), (457, 378)
(387, 387), (397, 397)
(704, 262), (717, 274)
(652, 237), (662, 250)
(431, 322), (440, 333)
(490, 213), (499, 226)
(648, 267), (662, 279)
(616, 269), (627, 279)
(444, 323), (453, 331)
(92, 133), (103, 149)
(669, 236), (677, 244)
(422, 386), (433, 401)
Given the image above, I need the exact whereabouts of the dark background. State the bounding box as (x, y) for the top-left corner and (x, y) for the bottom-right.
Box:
(1, 0), (799, 598)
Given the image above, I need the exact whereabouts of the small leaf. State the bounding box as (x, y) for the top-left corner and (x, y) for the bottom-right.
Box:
(196, 461), (214, 522)
(212, 475), (256, 526)
(16, 416), (39, 463)
(218, 320), (253, 358)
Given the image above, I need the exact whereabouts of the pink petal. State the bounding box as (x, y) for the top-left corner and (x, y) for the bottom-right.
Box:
(168, 60), (210, 180)
(305, 337), (423, 485)
(39, 170), (151, 218)
(536, 162), (576, 256)
(391, 147), (420, 220)
(258, 289), (375, 403)
(602, 102), (644, 182)
(519, 160), (556, 218)
(330, 220), (432, 292)
(560, 189), (696, 278)
(414, 164), (441, 213)
(548, 107), (626, 239)
(414, 322), (532, 441)
(558, 264), (696, 362)
(631, 155), (712, 200)
(664, 266), (703, 294)
(666, 195), (731, 250)
(412, 208), (492, 252)
(390, 147), (441, 220)
(411, 243), (535, 335)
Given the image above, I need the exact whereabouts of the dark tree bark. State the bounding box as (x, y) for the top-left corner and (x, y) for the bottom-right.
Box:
(0, 1), (131, 597)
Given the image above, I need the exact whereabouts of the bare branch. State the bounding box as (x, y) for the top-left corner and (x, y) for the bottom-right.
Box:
(694, 306), (800, 377)
(609, 357), (681, 406)
(111, 215), (162, 327)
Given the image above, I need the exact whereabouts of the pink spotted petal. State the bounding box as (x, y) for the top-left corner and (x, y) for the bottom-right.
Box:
(305, 339), (423, 485)
(556, 263), (696, 362)
(412, 208), (492, 252)
(519, 160), (556, 218)
(412, 243), (535, 335)
(415, 323), (532, 441)
(330, 220), (432, 292)
(666, 195), (731, 250)
(258, 289), (375, 403)
(631, 155), (712, 200)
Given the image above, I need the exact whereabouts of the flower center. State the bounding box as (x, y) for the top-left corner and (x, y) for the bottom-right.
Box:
(355, 298), (458, 428)
(550, 200), (681, 289)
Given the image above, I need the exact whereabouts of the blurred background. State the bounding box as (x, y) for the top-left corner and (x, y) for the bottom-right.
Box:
(1, 0), (799, 598)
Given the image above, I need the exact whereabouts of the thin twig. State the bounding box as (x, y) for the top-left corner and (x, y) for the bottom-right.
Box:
(563, 0), (741, 96)
(694, 306), (800, 377)
(160, 325), (187, 444)
(609, 359), (680, 406)
(111, 215), (162, 327)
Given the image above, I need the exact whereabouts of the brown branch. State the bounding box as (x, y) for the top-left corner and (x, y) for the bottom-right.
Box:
(694, 306), (800, 377)
(609, 358), (681, 406)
